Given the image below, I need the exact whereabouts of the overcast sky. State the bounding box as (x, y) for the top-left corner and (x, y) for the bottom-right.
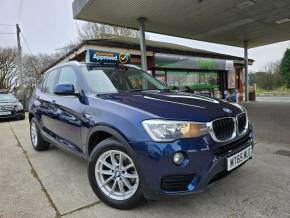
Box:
(1, 0), (289, 72)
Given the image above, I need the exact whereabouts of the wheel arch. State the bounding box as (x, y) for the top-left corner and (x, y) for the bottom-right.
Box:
(28, 112), (36, 122)
(86, 125), (145, 191)
(86, 125), (132, 158)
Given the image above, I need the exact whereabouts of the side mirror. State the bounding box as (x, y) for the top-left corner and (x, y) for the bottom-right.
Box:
(54, 83), (77, 96)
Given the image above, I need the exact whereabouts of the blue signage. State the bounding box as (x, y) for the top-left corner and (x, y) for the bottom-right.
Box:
(86, 49), (131, 65)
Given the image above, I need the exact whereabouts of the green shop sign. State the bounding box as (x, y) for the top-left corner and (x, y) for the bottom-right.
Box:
(154, 53), (229, 71)
(196, 59), (214, 69)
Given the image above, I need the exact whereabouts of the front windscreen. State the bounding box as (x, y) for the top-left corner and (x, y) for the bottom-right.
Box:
(0, 94), (16, 102)
(82, 65), (168, 94)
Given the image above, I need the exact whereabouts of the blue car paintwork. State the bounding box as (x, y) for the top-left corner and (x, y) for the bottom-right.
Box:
(29, 62), (253, 199)
(54, 83), (76, 95)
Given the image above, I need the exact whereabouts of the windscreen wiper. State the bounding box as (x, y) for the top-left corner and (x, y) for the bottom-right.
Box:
(128, 89), (170, 93)
(128, 89), (145, 92)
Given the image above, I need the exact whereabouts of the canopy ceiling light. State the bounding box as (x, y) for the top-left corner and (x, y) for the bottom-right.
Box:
(276, 18), (290, 25)
(235, 1), (255, 9)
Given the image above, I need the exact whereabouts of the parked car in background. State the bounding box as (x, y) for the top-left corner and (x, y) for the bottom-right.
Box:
(0, 90), (25, 120)
(29, 61), (253, 209)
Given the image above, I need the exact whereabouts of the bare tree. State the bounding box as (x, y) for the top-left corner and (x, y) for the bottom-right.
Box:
(34, 53), (60, 72)
(22, 55), (40, 89)
(255, 60), (282, 90)
(264, 60), (280, 75)
(78, 22), (138, 40)
(264, 61), (282, 89)
(0, 47), (18, 92)
(54, 41), (79, 58)
(21, 53), (60, 90)
(18, 52), (61, 107)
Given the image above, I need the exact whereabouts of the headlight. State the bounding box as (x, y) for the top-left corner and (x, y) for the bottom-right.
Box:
(16, 102), (23, 111)
(142, 119), (208, 142)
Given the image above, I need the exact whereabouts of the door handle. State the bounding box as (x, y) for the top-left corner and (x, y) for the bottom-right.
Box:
(83, 113), (92, 120)
(50, 100), (56, 105)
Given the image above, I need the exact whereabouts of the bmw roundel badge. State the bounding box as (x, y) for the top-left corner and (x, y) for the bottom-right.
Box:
(223, 108), (232, 113)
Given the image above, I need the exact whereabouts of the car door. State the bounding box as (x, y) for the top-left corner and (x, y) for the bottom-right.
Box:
(38, 68), (60, 134)
(51, 66), (83, 151)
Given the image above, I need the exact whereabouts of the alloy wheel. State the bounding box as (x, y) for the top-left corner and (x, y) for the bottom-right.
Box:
(95, 150), (139, 201)
(30, 121), (38, 147)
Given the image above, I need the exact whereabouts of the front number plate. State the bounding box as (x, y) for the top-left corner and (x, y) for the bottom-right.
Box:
(0, 111), (11, 116)
(227, 146), (252, 171)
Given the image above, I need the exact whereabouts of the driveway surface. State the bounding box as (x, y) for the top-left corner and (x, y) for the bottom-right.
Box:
(243, 100), (290, 145)
(1, 101), (290, 218)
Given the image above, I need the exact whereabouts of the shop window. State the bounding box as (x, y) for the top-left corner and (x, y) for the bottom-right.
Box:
(167, 71), (219, 88)
(155, 70), (166, 84)
(166, 71), (222, 97)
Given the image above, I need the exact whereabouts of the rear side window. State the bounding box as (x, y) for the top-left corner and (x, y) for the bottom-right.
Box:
(43, 69), (59, 94)
(58, 67), (79, 91)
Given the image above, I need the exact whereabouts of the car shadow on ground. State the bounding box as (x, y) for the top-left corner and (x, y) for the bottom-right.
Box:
(0, 118), (25, 123)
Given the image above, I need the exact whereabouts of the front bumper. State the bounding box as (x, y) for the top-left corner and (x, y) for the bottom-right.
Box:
(131, 131), (254, 200)
(0, 110), (25, 120)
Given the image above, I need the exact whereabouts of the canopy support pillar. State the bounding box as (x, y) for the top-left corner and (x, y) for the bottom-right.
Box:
(244, 41), (249, 102)
(138, 17), (147, 71)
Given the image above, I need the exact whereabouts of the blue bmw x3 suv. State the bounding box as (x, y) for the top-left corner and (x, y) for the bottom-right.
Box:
(29, 60), (253, 209)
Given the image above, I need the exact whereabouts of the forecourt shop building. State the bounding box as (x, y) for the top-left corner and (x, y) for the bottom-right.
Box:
(52, 37), (253, 99)
(72, 0), (290, 101)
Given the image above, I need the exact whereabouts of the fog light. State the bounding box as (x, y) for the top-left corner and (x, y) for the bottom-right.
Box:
(173, 152), (184, 165)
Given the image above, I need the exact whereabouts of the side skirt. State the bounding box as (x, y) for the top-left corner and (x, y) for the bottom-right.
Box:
(41, 130), (86, 160)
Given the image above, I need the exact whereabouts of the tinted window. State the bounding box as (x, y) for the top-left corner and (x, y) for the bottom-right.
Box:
(82, 69), (118, 94)
(43, 69), (58, 94)
(0, 94), (16, 102)
(81, 65), (167, 94)
(58, 67), (79, 90)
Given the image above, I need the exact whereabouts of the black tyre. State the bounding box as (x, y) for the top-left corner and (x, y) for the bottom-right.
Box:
(18, 115), (25, 120)
(30, 117), (50, 151)
(88, 138), (144, 209)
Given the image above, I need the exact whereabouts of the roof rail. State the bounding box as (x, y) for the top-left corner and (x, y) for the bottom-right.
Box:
(122, 64), (141, 69)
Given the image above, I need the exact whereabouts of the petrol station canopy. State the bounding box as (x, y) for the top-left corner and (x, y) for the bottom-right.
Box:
(73, 0), (290, 48)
